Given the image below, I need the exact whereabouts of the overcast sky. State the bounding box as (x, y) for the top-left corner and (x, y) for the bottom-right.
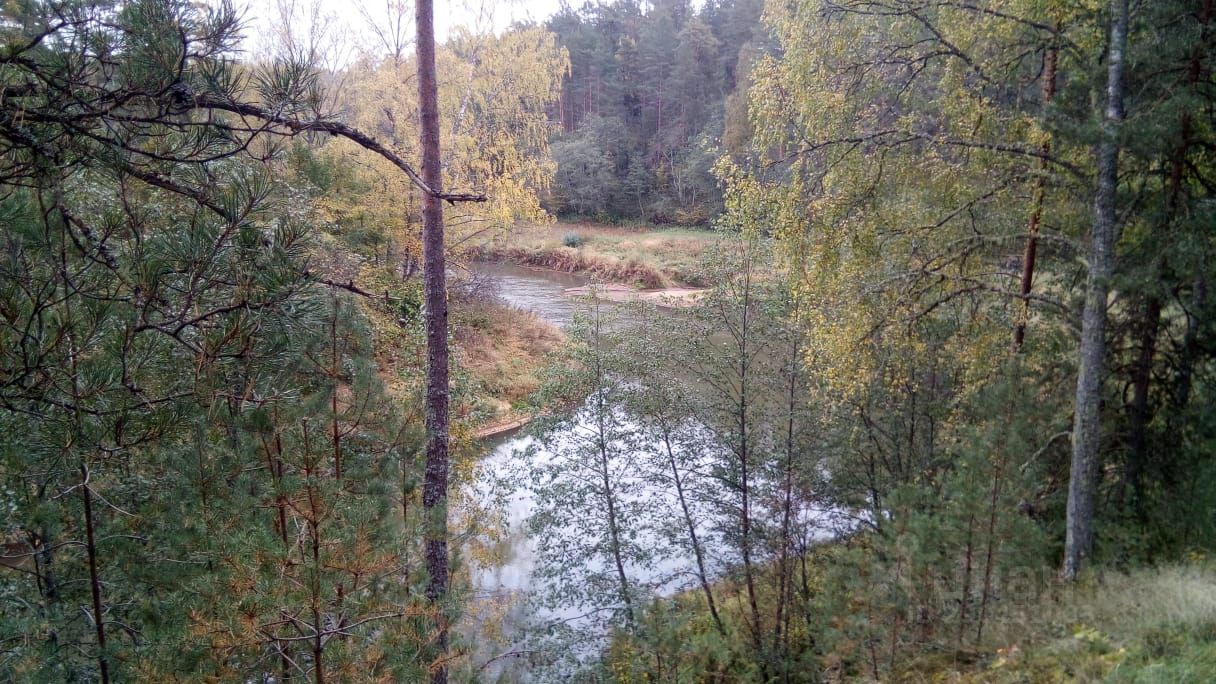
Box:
(236, 0), (570, 63)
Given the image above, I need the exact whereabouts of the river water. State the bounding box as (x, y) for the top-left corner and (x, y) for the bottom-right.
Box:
(460, 263), (695, 677)
(471, 262), (591, 329)
(459, 262), (839, 679)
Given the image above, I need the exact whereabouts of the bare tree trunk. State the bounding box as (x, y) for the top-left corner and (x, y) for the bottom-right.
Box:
(976, 436), (1008, 642)
(731, 241), (766, 677)
(1126, 295), (1160, 508)
(958, 513), (975, 646)
(597, 419), (634, 625)
(1014, 40), (1057, 349)
(659, 425), (723, 635)
(773, 335), (801, 666)
(1177, 273), (1206, 410)
(416, 0), (451, 679)
(1063, 0), (1127, 582)
(590, 304), (634, 625)
(1127, 0), (1211, 507)
(66, 279), (109, 683)
(331, 304), (343, 482)
(267, 417), (293, 680)
(310, 513), (325, 684)
(81, 466), (110, 684)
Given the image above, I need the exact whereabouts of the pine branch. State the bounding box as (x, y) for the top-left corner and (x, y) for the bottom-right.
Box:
(190, 91), (488, 204)
(312, 275), (380, 299)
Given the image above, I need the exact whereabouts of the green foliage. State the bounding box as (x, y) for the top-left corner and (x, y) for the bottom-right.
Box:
(702, 0), (1215, 676)
(502, 242), (830, 680)
(510, 298), (656, 631)
(2, 0), (1213, 679)
(174, 297), (428, 681)
(0, 1), (433, 679)
(398, 278), (426, 323)
(544, 0), (765, 224)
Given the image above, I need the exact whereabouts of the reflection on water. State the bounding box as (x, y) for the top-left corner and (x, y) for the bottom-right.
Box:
(462, 263), (639, 678)
(460, 262), (838, 679)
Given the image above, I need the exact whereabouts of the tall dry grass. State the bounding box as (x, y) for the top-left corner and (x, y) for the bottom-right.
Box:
(912, 563), (1216, 683)
(468, 244), (669, 289)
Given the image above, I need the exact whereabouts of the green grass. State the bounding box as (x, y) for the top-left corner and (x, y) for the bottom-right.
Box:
(608, 555), (1216, 683)
(914, 563), (1216, 683)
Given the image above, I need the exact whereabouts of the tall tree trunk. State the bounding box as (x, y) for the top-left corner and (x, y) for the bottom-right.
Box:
(773, 335), (801, 665)
(416, 0), (451, 679)
(1128, 0), (1211, 509)
(1014, 40), (1058, 349)
(958, 514), (976, 646)
(331, 304), (343, 482)
(732, 242), (765, 677)
(1177, 274), (1206, 410)
(1063, 0), (1128, 582)
(310, 514), (325, 684)
(1126, 295), (1161, 508)
(65, 271), (109, 683)
(1174, 0), (1213, 414)
(591, 305), (634, 625)
(597, 426), (634, 625)
(976, 428), (1009, 642)
(267, 417), (293, 680)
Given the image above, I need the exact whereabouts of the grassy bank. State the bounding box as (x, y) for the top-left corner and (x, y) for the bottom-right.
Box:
(322, 240), (563, 438)
(452, 297), (564, 432)
(469, 221), (720, 288)
(607, 558), (1216, 683)
(951, 563), (1216, 683)
(338, 220), (715, 436)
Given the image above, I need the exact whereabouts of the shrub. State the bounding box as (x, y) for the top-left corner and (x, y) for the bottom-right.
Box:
(562, 231), (586, 248)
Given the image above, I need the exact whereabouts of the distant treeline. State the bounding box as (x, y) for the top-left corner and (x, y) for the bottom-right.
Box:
(542, 0), (766, 225)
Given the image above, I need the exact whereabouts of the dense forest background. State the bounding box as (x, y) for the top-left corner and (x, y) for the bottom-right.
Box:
(1, 0), (1214, 682)
(542, 0), (764, 224)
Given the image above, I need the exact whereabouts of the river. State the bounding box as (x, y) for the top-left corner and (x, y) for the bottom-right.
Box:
(459, 262), (839, 680)
(461, 262), (698, 678)
(472, 261), (591, 330)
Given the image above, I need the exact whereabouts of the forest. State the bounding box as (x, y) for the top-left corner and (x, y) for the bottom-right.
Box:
(0, 0), (1213, 682)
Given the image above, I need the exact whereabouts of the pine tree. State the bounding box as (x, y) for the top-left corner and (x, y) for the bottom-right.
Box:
(0, 0), (468, 677)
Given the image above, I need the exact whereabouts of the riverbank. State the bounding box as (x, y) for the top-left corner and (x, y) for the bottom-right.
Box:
(323, 247), (564, 439)
(453, 296), (564, 434)
(459, 222), (721, 434)
(461, 223), (716, 434)
(332, 219), (712, 439)
(605, 550), (1216, 682)
(562, 282), (705, 307)
(468, 221), (720, 289)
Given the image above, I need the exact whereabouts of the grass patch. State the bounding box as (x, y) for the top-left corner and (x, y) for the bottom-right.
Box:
(614, 552), (1216, 683)
(467, 244), (670, 289)
(911, 563), (1216, 683)
(469, 221), (723, 288)
(452, 297), (564, 425)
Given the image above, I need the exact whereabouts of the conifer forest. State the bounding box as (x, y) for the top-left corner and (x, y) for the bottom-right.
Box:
(1, 0), (1214, 681)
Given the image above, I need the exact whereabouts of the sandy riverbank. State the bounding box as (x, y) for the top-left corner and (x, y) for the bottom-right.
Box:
(562, 283), (706, 306)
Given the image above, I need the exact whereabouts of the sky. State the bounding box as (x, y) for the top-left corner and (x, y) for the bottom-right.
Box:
(236, 0), (570, 62)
